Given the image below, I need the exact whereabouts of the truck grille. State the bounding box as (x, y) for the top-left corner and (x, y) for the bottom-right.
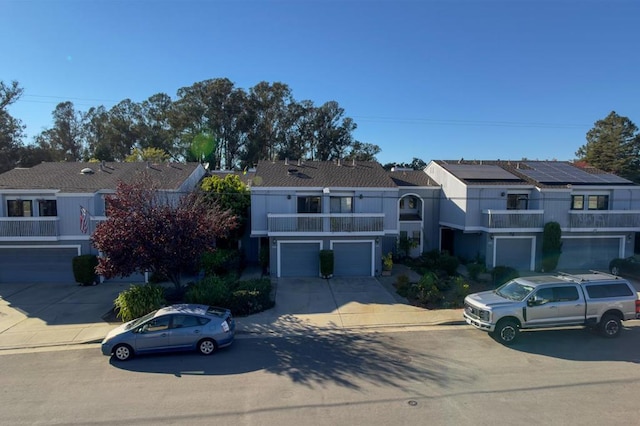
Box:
(464, 303), (483, 320)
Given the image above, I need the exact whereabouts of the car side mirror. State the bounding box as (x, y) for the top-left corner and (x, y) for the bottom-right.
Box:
(528, 298), (542, 307)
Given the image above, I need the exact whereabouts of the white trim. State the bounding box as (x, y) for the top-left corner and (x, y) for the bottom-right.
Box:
(560, 235), (626, 259)
(276, 239), (323, 278)
(0, 244), (82, 256)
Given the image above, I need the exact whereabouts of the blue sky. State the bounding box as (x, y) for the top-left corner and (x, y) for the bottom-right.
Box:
(2, 0), (638, 165)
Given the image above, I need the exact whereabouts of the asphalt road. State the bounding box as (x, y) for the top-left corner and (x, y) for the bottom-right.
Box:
(2, 324), (640, 425)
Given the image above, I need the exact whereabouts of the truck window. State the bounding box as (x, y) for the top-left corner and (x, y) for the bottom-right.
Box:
(585, 283), (633, 299)
(554, 286), (579, 302)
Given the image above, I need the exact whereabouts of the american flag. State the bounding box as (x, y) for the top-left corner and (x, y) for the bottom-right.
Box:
(80, 206), (88, 234)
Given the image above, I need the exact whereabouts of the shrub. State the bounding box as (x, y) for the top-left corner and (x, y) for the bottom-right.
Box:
(492, 266), (519, 287)
(114, 284), (166, 322)
(229, 278), (274, 316)
(394, 273), (411, 297)
(436, 252), (459, 276)
(467, 262), (486, 281)
(382, 252), (394, 271)
(409, 272), (442, 305)
(200, 249), (243, 277)
(185, 275), (231, 306)
(449, 276), (471, 307)
(319, 250), (334, 278)
(542, 221), (562, 272)
(72, 254), (99, 286)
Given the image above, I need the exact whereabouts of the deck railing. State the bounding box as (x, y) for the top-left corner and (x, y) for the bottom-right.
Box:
(267, 213), (385, 234)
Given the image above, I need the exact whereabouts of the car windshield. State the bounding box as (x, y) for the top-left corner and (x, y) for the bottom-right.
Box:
(495, 280), (535, 301)
(125, 309), (159, 330)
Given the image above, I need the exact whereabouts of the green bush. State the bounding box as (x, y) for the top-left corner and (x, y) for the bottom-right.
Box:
(436, 252), (460, 276)
(408, 272), (442, 305)
(492, 266), (519, 287)
(200, 249), (243, 277)
(449, 276), (471, 307)
(319, 250), (334, 278)
(72, 254), (99, 286)
(394, 273), (411, 297)
(185, 275), (231, 306)
(229, 278), (274, 316)
(467, 262), (486, 281)
(114, 284), (166, 322)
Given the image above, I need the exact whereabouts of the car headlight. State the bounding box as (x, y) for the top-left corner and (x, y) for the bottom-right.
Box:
(479, 310), (491, 322)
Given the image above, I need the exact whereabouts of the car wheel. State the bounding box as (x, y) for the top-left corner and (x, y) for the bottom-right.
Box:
(197, 338), (217, 356)
(113, 344), (133, 361)
(610, 266), (620, 276)
(600, 314), (622, 338)
(494, 320), (519, 345)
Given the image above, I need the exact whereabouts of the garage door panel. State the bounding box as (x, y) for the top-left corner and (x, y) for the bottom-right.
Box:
(557, 238), (621, 270)
(333, 242), (373, 277)
(280, 242), (320, 277)
(0, 248), (77, 283)
(495, 238), (532, 271)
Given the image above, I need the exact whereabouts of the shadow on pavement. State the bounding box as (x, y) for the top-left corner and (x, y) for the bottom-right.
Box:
(109, 316), (474, 390)
(500, 324), (640, 363)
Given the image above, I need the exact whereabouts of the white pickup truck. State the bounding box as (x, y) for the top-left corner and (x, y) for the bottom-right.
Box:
(464, 272), (640, 344)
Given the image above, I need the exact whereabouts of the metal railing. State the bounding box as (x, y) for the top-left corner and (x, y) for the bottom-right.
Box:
(268, 213), (385, 234)
(0, 217), (59, 237)
(569, 211), (640, 229)
(483, 210), (545, 229)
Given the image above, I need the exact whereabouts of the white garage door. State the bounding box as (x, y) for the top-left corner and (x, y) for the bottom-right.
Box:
(557, 237), (622, 271)
(279, 242), (321, 277)
(332, 241), (373, 276)
(0, 247), (78, 283)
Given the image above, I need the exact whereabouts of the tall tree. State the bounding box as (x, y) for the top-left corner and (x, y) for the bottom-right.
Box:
(200, 174), (250, 241)
(92, 177), (238, 289)
(346, 141), (381, 161)
(0, 80), (25, 173)
(313, 101), (356, 161)
(576, 111), (640, 182)
(137, 93), (178, 159)
(35, 101), (85, 161)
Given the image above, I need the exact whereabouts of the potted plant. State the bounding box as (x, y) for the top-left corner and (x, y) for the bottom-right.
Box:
(382, 252), (393, 276)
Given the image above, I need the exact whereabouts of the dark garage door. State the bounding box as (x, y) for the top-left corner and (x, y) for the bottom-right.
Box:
(280, 242), (320, 277)
(0, 247), (78, 283)
(495, 238), (533, 271)
(557, 237), (621, 270)
(333, 241), (373, 276)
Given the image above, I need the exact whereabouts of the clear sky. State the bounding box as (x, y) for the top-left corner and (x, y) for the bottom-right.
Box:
(2, 0), (638, 166)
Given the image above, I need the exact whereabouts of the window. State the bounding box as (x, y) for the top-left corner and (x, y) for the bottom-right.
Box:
(587, 195), (609, 210)
(141, 316), (171, 332)
(571, 195), (584, 210)
(554, 286), (579, 302)
(585, 283), (633, 299)
(38, 200), (57, 217)
(7, 200), (33, 217)
(297, 196), (321, 213)
(330, 196), (353, 213)
(171, 315), (208, 328)
(507, 194), (528, 210)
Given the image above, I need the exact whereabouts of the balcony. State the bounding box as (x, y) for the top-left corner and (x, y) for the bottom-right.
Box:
(267, 213), (385, 236)
(569, 211), (640, 230)
(0, 217), (59, 239)
(483, 210), (545, 230)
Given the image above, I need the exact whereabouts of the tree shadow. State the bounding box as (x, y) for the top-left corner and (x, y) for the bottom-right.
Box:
(111, 315), (474, 391)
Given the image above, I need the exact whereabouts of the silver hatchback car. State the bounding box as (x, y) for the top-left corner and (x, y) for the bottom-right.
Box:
(101, 304), (235, 361)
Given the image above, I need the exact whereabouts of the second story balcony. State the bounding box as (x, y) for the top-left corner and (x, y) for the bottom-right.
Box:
(0, 217), (59, 240)
(267, 213), (385, 236)
(569, 211), (640, 230)
(483, 210), (545, 231)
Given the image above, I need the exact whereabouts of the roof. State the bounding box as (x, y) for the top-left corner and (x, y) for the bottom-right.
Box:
(435, 160), (635, 187)
(0, 162), (203, 193)
(250, 160), (397, 188)
(387, 169), (438, 187)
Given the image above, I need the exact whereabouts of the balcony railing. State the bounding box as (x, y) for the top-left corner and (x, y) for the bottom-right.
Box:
(0, 217), (59, 238)
(483, 210), (545, 230)
(569, 211), (640, 229)
(267, 213), (385, 234)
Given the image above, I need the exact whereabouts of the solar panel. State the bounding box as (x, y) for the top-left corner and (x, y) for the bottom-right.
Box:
(520, 162), (631, 185)
(445, 164), (521, 181)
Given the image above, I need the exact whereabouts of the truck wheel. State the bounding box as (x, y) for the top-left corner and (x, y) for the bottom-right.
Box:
(494, 320), (519, 345)
(599, 314), (622, 338)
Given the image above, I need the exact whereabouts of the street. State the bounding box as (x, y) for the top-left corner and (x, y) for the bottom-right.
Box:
(2, 323), (640, 425)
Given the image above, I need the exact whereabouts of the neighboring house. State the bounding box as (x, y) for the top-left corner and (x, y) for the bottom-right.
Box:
(425, 160), (640, 271)
(248, 159), (440, 277)
(0, 161), (206, 283)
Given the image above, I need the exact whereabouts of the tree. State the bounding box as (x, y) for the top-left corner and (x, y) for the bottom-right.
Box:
(346, 141), (381, 161)
(91, 177), (238, 289)
(35, 101), (85, 161)
(200, 174), (250, 241)
(125, 147), (170, 163)
(0, 80), (25, 173)
(576, 111), (640, 182)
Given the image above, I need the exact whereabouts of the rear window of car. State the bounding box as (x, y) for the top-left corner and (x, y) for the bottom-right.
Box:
(585, 283), (634, 299)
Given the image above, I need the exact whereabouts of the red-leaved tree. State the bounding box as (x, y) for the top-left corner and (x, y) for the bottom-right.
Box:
(92, 178), (237, 288)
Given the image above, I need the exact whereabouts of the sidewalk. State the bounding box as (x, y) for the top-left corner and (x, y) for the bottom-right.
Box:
(0, 266), (465, 351)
